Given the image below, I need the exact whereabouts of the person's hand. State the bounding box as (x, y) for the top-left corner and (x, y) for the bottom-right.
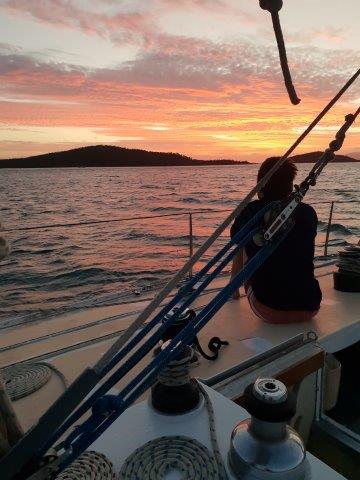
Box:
(231, 289), (240, 300)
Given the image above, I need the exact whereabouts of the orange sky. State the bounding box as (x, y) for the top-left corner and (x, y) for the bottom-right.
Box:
(0, 0), (359, 161)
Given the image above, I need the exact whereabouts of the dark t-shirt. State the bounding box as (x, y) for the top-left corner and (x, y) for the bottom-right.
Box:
(230, 200), (322, 311)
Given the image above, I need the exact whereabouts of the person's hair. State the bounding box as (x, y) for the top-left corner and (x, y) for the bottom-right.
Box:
(257, 157), (297, 200)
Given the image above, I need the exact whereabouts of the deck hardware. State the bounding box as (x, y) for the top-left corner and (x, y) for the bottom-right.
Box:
(229, 378), (306, 479)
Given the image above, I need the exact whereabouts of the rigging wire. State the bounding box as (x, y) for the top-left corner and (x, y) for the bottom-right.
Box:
(95, 66), (360, 374)
(55, 104), (360, 470)
(1, 202), (354, 234)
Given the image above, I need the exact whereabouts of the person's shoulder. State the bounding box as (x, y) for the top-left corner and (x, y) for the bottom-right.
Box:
(244, 199), (263, 213)
(297, 202), (317, 218)
(296, 202), (318, 227)
(231, 200), (263, 237)
(236, 200), (263, 220)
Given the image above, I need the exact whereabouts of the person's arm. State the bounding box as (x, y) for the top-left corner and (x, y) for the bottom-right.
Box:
(230, 248), (244, 299)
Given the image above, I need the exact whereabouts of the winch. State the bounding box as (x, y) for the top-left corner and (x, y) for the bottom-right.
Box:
(151, 342), (200, 414)
(229, 378), (306, 479)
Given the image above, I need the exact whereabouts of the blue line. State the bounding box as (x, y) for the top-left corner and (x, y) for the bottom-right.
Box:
(41, 202), (275, 457)
(60, 227), (289, 467)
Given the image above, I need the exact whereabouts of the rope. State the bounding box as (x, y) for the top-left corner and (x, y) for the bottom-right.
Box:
(0, 362), (67, 401)
(119, 436), (221, 479)
(337, 246), (360, 274)
(1, 209), (231, 233)
(194, 337), (229, 361)
(119, 384), (227, 479)
(259, 0), (301, 105)
(95, 66), (360, 374)
(300, 107), (360, 194)
(157, 350), (195, 387)
(55, 451), (116, 480)
(157, 346), (201, 387)
(1, 363), (51, 401)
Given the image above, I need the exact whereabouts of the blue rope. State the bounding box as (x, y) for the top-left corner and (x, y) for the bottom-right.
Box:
(59, 225), (290, 468)
(39, 202), (276, 458)
(100, 201), (276, 377)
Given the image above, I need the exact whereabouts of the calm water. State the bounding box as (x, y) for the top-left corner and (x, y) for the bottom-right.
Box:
(0, 164), (359, 328)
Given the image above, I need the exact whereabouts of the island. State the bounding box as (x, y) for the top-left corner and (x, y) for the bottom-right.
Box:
(0, 145), (358, 168)
(0, 145), (248, 168)
(290, 151), (359, 163)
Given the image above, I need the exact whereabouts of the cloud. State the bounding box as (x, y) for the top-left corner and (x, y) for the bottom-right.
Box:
(0, 33), (359, 161)
(143, 124), (171, 131)
(1, 0), (155, 46)
(1, 0), (258, 50)
(1, 1), (358, 101)
(1, 37), (359, 104)
(292, 125), (360, 135)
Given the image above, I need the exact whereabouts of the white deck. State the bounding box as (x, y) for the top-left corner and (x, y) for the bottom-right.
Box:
(90, 383), (346, 479)
(1, 266), (359, 432)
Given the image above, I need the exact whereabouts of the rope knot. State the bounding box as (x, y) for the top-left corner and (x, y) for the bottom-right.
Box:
(194, 336), (229, 361)
(345, 113), (354, 123)
(259, 0), (283, 13)
(329, 139), (343, 152)
(208, 337), (229, 354)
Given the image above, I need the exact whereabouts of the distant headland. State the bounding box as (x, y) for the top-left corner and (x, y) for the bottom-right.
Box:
(289, 151), (359, 163)
(0, 145), (358, 168)
(0, 145), (247, 168)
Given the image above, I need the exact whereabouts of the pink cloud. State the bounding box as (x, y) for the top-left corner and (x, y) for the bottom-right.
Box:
(0, 34), (359, 161)
(1, 0), (257, 49)
(0, 37), (359, 103)
(2, 0), (155, 46)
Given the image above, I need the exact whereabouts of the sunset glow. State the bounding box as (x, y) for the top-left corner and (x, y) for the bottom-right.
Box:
(0, 0), (359, 161)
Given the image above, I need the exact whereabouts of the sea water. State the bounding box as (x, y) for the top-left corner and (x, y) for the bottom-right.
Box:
(0, 163), (359, 327)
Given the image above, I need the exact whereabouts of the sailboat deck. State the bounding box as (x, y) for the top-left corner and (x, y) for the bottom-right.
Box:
(1, 266), (359, 431)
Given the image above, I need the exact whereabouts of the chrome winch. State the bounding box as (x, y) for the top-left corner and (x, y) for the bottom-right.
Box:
(229, 378), (306, 479)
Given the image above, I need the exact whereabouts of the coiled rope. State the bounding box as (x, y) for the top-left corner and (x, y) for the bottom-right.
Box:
(337, 246), (360, 275)
(1, 362), (67, 401)
(119, 383), (227, 480)
(157, 349), (197, 387)
(55, 451), (116, 480)
(119, 436), (223, 479)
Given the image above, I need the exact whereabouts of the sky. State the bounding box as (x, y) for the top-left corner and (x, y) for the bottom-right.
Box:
(0, 0), (359, 161)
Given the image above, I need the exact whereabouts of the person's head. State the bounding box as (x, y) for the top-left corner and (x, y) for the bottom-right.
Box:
(257, 157), (297, 201)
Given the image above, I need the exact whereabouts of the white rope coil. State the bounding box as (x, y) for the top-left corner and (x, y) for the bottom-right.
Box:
(119, 436), (223, 479)
(119, 383), (228, 479)
(1, 362), (67, 401)
(157, 349), (198, 387)
(55, 451), (116, 480)
(1, 363), (51, 401)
